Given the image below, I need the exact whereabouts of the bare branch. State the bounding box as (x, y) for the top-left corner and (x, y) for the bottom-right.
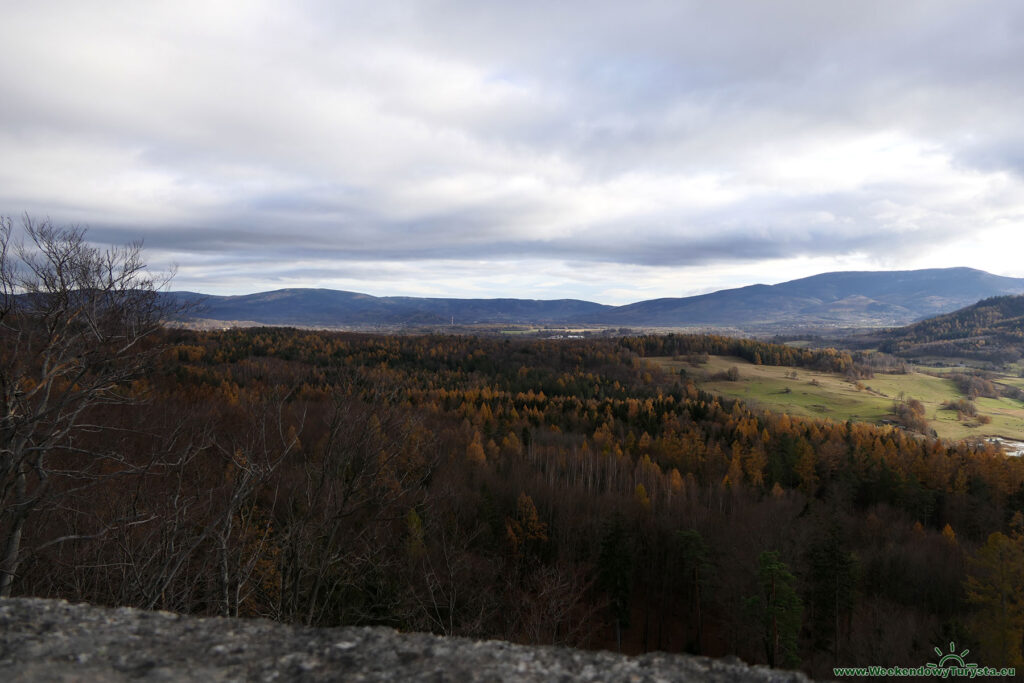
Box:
(0, 215), (176, 597)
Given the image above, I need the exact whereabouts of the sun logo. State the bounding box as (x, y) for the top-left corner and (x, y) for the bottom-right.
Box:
(927, 642), (978, 669)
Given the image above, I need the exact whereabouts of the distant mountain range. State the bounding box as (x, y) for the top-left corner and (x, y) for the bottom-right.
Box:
(592, 268), (1024, 328)
(169, 267), (1024, 330)
(169, 289), (613, 326)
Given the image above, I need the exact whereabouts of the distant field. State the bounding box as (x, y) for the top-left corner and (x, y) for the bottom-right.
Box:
(499, 327), (595, 336)
(498, 328), (540, 335)
(654, 355), (1024, 442)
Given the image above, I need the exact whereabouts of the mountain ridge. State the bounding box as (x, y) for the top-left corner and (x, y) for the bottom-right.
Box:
(168, 267), (1024, 330)
(586, 267), (1024, 327)
(169, 288), (613, 326)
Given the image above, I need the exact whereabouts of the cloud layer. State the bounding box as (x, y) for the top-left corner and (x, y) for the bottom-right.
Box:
(2, 0), (1023, 302)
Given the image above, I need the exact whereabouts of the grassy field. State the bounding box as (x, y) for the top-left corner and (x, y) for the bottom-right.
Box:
(997, 375), (1024, 390)
(499, 327), (597, 336)
(654, 355), (1024, 442)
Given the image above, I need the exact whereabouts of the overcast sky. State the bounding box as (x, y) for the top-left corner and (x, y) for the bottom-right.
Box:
(2, 1), (1023, 304)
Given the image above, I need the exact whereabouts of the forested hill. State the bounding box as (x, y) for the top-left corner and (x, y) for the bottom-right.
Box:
(874, 294), (1024, 360)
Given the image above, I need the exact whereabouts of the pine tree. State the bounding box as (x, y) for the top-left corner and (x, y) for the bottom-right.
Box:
(747, 551), (803, 668)
(806, 523), (856, 659)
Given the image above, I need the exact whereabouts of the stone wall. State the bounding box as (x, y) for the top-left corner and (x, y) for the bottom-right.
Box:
(0, 598), (812, 682)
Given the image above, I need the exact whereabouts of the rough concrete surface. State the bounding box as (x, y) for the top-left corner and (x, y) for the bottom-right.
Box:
(0, 598), (811, 682)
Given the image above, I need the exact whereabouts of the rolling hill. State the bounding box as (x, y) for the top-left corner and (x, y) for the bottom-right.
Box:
(168, 267), (1024, 330)
(169, 289), (613, 326)
(583, 267), (1024, 328)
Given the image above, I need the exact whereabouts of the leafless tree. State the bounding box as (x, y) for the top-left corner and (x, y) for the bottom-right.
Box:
(276, 384), (437, 626)
(0, 215), (176, 597)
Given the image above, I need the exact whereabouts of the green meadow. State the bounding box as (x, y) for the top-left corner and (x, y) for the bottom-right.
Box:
(654, 355), (1024, 442)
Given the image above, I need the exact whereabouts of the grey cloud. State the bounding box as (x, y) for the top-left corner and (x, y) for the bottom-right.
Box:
(2, 1), (1024, 298)
(79, 184), (963, 269)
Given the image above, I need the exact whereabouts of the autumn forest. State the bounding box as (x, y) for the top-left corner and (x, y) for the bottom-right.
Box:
(6, 320), (1024, 676)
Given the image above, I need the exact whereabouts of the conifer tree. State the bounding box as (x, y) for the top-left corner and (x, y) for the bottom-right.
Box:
(747, 551), (803, 668)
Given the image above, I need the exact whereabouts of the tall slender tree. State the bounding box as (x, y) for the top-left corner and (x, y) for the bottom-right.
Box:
(748, 551), (803, 668)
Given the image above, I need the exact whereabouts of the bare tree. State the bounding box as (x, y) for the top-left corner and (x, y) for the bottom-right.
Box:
(0, 215), (175, 597)
(276, 384), (437, 626)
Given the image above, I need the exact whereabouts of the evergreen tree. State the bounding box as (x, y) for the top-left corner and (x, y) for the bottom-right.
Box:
(806, 523), (856, 659)
(747, 551), (803, 668)
(598, 515), (634, 651)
